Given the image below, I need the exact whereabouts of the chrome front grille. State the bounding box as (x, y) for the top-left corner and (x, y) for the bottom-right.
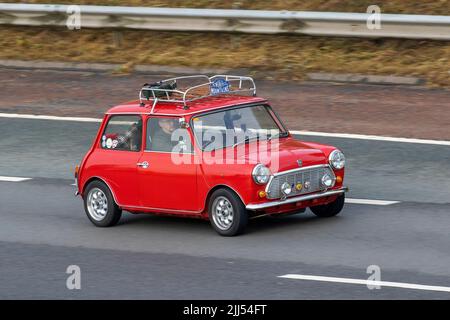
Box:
(265, 165), (335, 199)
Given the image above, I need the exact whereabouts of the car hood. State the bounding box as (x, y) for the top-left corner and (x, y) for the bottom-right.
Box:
(237, 137), (328, 173)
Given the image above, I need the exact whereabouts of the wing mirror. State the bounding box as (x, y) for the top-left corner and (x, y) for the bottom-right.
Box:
(179, 117), (189, 128)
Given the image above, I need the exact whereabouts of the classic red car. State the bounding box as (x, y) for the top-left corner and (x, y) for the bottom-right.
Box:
(75, 75), (347, 236)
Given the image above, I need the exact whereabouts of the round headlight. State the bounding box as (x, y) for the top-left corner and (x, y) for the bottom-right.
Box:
(252, 164), (271, 185)
(329, 150), (345, 170)
(321, 173), (334, 188)
(281, 182), (292, 195)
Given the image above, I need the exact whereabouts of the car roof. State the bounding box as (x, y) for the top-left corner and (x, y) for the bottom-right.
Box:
(106, 95), (267, 117)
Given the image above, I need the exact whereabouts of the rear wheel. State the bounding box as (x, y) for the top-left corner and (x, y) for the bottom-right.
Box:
(208, 189), (248, 236)
(310, 194), (345, 218)
(84, 180), (122, 227)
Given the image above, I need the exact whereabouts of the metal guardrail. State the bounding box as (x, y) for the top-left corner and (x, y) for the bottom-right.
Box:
(0, 3), (449, 40)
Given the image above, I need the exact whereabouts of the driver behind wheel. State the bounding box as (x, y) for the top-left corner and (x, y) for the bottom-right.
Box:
(152, 118), (180, 152)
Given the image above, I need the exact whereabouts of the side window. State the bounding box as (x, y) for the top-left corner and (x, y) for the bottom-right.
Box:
(101, 115), (142, 152)
(146, 117), (193, 153)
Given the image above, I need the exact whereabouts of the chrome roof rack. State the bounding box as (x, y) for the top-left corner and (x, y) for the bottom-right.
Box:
(139, 75), (257, 112)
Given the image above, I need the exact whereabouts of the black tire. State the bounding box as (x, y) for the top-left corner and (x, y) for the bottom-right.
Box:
(83, 180), (122, 227)
(208, 188), (248, 236)
(310, 193), (345, 218)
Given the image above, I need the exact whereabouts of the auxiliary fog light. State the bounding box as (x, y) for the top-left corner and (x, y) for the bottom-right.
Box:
(321, 173), (334, 188)
(281, 182), (292, 195)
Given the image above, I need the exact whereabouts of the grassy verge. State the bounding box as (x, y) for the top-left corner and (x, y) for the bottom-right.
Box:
(2, 0), (450, 15)
(1, 26), (449, 87)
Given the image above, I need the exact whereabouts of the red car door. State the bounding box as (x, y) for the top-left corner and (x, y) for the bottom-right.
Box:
(137, 116), (199, 212)
(93, 114), (143, 207)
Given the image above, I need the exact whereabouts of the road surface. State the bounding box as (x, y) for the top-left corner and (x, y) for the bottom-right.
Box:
(0, 68), (449, 299)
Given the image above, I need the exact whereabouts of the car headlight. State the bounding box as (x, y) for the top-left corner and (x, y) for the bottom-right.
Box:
(329, 150), (345, 170)
(321, 173), (334, 188)
(281, 182), (292, 195)
(252, 164), (271, 185)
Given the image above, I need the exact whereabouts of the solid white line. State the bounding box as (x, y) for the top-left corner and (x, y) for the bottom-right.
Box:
(278, 274), (450, 293)
(0, 113), (101, 123)
(0, 176), (32, 182)
(290, 130), (450, 146)
(1, 112), (449, 146)
(345, 198), (400, 206)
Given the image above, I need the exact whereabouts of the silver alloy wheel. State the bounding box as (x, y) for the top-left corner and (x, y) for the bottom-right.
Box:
(87, 187), (108, 221)
(212, 196), (234, 231)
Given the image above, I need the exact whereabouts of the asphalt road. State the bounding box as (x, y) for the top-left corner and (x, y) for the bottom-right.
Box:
(1, 117), (450, 299)
(1, 67), (450, 140)
(1, 180), (449, 299)
(1, 118), (450, 203)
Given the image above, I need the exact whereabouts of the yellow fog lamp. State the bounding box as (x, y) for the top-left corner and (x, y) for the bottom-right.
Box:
(258, 190), (267, 198)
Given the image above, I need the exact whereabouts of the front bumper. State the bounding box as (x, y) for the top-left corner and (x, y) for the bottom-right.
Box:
(74, 177), (79, 196)
(246, 186), (348, 211)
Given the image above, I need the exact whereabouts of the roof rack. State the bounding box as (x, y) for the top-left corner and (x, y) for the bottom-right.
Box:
(139, 75), (257, 112)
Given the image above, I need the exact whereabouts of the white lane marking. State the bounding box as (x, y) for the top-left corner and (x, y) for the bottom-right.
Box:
(0, 176), (400, 206)
(0, 113), (101, 123)
(345, 198), (400, 206)
(278, 274), (450, 293)
(0, 176), (32, 182)
(290, 130), (450, 146)
(1, 112), (449, 146)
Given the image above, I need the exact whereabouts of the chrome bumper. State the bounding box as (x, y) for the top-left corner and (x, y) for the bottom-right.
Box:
(74, 177), (79, 196)
(246, 187), (348, 211)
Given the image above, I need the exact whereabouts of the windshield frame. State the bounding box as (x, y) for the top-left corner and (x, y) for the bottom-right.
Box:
(189, 103), (289, 152)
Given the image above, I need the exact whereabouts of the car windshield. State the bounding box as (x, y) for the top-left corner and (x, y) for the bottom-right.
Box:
(192, 105), (287, 151)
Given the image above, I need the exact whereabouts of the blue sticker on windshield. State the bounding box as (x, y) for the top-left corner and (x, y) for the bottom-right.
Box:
(210, 79), (230, 95)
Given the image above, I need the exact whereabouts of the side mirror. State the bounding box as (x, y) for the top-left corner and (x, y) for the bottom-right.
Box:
(179, 117), (189, 129)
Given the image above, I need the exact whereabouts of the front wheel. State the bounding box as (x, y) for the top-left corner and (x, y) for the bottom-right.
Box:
(84, 180), (122, 227)
(208, 189), (248, 236)
(310, 193), (345, 218)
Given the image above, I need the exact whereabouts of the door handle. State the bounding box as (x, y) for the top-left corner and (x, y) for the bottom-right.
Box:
(137, 161), (149, 169)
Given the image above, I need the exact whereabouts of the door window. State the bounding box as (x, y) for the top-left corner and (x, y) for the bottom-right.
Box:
(101, 115), (143, 151)
(146, 117), (193, 154)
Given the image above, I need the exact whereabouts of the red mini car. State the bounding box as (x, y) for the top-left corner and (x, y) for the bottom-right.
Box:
(75, 75), (347, 236)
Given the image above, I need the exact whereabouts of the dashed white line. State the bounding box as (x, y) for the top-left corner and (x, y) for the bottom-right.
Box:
(0, 176), (32, 182)
(0, 113), (101, 123)
(345, 198), (400, 206)
(1, 176), (400, 206)
(278, 274), (450, 293)
(290, 130), (450, 146)
(1, 112), (449, 146)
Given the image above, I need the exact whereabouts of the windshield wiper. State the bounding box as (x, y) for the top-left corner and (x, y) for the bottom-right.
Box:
(232, 131), (289, 148)
(232, 135), (260, 148)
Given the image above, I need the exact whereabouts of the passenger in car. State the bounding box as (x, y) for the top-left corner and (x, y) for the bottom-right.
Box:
(151, 118), (179, 152)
